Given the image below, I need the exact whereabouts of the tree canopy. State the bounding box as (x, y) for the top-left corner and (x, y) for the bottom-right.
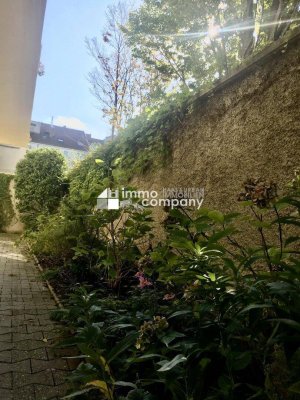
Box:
(124, 0), (299, 92)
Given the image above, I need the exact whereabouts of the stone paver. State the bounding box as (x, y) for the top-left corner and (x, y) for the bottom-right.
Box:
(0, 234), (71, 399)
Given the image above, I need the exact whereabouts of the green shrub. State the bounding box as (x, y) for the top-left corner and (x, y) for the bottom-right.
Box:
(29, 213), (77, 260)
(27, 147), (111, 277)
(29, 145), (154, 289)
(0, 173), (14, 231)
(53, 175), (300, 400)
(14, 148), (65, 230)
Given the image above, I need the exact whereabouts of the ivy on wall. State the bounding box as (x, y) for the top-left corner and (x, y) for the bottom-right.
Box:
(0, 174), (14, 231)
(113, 89), (192, 179)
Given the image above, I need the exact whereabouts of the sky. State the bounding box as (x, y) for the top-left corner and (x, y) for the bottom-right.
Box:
(32, 0), (116, 140)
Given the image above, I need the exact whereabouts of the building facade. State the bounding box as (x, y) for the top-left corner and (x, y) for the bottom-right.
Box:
(29, 121), (103, 167)
(0, 0), (47, 232)
(0, 0), (47, 174)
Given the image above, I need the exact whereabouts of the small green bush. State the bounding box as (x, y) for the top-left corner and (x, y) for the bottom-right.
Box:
(27, 145), (113, 265)
(14, 148), (65, 230)
(0, 173), (14, 231)
(29, 213), (77, 260)
(28, 144), (154, 289)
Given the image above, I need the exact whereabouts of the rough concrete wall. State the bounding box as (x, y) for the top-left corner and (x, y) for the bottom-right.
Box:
(132, 37), (300, 237)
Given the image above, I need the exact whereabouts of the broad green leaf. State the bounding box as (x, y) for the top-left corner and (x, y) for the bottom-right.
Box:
(250, 220), (271, 229)
(277, 216), (300, 227)
(128, 354), (164, 363)
(86, 380), (112, 399)
(106, 323), (135, 332)
(170, 239), (195, 251)
(157, 354), (187, 372)
(269, 318), (300, 332)
(208, 210), (224, 223)
(114, 381), (137, 389)
(89, 305), (102, 314)
(62, 388), (93, 399)
(239, 304), (273, 314)
(160, 331), (186, 347)
(288, 381), (300, 394)
(107, 333), (138, 363)
(168, 310), (192, 319)
(208, 272), (216, 282)
(230, 352), (252, 371)
(208, 228), (237, 243)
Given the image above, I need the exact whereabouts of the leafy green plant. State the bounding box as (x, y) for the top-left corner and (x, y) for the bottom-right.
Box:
(15, 148), (66, 230)
(0, 173), (14, 231)
(52, 175), (300, 400)
(125, 0), (299, 94)
(26, 142), (156, 293)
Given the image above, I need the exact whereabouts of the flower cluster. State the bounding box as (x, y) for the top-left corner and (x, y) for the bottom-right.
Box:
(135, 271), (153, 289)
(238, 178), (277, 208)
(163, 293), (175, 301)
(136, 316), (169, 351)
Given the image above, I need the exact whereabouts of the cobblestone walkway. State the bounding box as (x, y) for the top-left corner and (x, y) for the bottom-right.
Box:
(0, 233), (71, 399)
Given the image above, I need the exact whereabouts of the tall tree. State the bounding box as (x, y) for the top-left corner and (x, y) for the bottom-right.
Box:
(86, 1), (160, 139)
(124, 0), (300, 93)
(86, 1), (133, 139)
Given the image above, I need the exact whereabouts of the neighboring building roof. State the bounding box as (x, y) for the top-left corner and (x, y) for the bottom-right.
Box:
(89, 138), (104, 145)
(30, 121), (103, 151)
(84, 133), (103, 147)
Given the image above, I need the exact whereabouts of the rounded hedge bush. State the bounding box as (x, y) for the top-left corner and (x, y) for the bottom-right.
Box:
(15, 148), (65, 230)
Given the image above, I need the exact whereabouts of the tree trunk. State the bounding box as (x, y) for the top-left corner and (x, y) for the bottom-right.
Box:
(273, 0), (299, 40)
(240, 0), (256, 59)
(268, 0), (283, 41)
(111, 124), (115, 140)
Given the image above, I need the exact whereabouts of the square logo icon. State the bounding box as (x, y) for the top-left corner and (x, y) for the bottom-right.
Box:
(107, 198), (119, 210)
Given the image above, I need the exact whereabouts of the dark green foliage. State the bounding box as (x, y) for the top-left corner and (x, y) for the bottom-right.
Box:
(116, 90), (191, 176)
(14, 148), (65, 230)
(52, 175), (300, 400)
(0, 173), (14, 231)
(28, 144), (154, 292)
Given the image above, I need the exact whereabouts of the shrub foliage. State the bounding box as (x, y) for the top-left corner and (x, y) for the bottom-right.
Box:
(14, 148), (65, 230)
(25, 154), (300, 399)
(0, 173), (14, 231)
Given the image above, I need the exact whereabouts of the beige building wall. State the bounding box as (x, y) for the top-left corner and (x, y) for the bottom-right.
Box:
(0, 0), (47, 166)
(0, 0), (47, 232)
(0, 146), (27, 175)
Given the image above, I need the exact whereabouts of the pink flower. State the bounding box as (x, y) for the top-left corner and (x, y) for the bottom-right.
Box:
(135, 271), (153, 289)
(138, 277), (153, 288)
(163, 293), (175, 301)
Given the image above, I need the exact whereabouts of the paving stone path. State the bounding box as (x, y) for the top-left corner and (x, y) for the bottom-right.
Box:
(0, 233), (72, 399)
